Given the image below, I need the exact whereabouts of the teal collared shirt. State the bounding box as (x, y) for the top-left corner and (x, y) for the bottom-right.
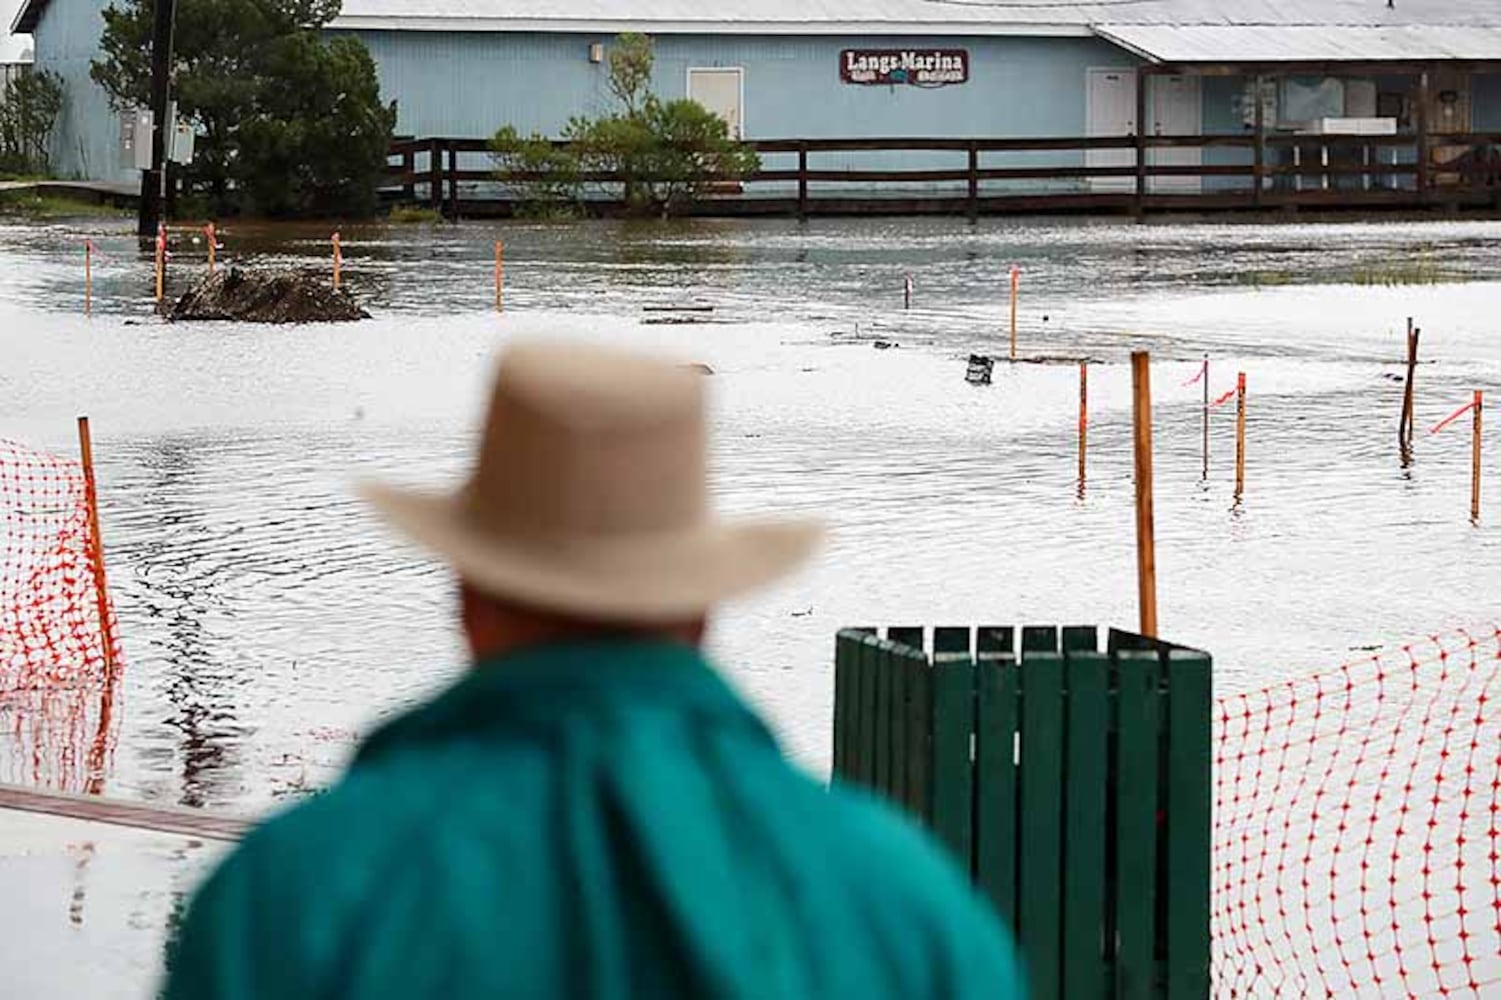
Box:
(163, 640), (1024, 999)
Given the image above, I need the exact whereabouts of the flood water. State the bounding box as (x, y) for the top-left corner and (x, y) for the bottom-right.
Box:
(3, 212), (1501, 996)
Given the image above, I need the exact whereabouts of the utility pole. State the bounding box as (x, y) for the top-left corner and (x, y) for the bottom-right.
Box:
(136, 0), (177, 237)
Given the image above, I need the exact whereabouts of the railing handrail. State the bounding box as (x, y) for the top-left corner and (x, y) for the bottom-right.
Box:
(383, 133), (1501, 218)
(392, 131), (1501, 159)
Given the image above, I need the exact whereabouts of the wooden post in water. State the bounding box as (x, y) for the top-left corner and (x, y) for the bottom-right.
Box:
(1131, 352), (1158, 638)
(1078, 361), (1089, 485)
(1201, 353), (1209, 479)
(1399, 319), (1419, 459)
(903, 273), (912, 310)
(1009, 265), (1020, 361)
(1473, 390), (1483, 522)
(84, 240), (93, 316)
(1234, 372), (1247, 500)
(332, 232), (342, 290)
(797, 142), (809, 220)
(154, 223), (166, 303)
(205, 221), (216, 275)
(495, 240), (504, 312)
(76, 417), (117, 686)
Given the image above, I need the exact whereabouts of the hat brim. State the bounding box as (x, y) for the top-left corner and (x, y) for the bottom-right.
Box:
(360, 482), (824, 623)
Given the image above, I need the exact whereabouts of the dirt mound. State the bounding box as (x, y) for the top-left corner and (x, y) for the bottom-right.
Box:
(167, 267), (368, 323)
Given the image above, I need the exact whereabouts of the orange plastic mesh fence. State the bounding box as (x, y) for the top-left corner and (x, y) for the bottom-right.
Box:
(1214, 627), (1501, 998)
(0, 438), (121, 792)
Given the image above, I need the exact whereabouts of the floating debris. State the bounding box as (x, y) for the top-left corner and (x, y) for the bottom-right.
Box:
(167, 267), (368, 324)
(966, 354), (994, 385)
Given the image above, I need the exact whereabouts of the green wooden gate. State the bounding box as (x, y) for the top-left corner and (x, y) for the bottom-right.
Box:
(831, 625), (1211, 1000)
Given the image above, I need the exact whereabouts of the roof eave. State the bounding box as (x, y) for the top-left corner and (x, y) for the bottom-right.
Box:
(328, 15), (1094, 37)
(1091, 26), (1163, 62)
(10, 0), (45, 36)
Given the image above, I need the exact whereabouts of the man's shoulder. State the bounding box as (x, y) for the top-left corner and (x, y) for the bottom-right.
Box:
(224, 737), (552, 887)
(800, 781), (1025, 994)
(815, 781), (980, 901)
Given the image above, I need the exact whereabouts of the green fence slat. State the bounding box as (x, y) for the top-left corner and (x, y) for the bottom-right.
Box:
(1062, 626), (1099, 654)
(856, 635), (880, 789)
(1022, 626), (1059, 654)
(888, 626), (924, 651)
(907, 648), (933, 821)
(1107, 628), (1154, 655)
(832, 632), (853, 780)
(885, 628), (923, 813)
(1018, 648), (1065, 1000)
(890, 643), (912, 809)
(976, 650), (1019, 926)
(1062, 649), (1110, 1000)
(874, 640), (894, 800)
(978, 626), (1015, 656)
(1114, 649), (1162, 1000)
(1165, 650), (1212, 1000)
(934, 626), (971, 655)
(931, 651), (975, 872)
(846, 633), (870, 780)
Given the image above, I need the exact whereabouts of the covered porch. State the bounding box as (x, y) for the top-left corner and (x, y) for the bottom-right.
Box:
(1105, 23), (1501, 207)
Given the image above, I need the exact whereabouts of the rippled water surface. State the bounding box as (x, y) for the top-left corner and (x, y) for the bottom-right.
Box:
(3, 213), (1501, 996)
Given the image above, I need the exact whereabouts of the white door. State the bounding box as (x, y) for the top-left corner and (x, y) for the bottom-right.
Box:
(687, 68), (744, 139)
(1086, 69), (1136, 193)
(1149, 74), (1202, 194)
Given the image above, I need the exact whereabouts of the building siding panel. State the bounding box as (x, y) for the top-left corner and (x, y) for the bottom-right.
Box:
(31, 0), (130, 182)
(354, 30), (1135, 142)
(355, 30), (1137, 194)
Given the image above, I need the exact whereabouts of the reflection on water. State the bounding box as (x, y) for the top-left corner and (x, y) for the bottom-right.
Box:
(2, 214), (1501, 996)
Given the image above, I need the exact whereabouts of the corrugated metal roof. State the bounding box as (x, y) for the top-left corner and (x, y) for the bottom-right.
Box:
(1097, 23), (1501, 62)
(11, 0), (1501, 39)
(327, 0), (1501, 34)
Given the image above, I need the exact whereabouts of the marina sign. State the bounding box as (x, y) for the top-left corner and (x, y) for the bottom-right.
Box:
(839, 49), (969, 87)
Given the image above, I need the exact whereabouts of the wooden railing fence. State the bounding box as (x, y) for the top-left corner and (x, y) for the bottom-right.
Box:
(386, 133), (1501, 218)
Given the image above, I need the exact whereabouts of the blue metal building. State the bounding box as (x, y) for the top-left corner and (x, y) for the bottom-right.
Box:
(10, 0), (1501, 201)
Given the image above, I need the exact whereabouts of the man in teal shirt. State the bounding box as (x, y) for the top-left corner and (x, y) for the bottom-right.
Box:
(164, 340), (1024, 999)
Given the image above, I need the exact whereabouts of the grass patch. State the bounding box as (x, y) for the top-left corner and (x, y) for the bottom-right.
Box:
(1234, 270), (1295, 287)
(1347, 260), (1447, 286)
(387, 204), (444, 224)
(0, 190), (133, 220)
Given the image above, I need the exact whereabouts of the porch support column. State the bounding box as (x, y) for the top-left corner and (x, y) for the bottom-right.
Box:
(1416, 66), (1432, 196)
(1135, 65), (1149, 209)
(1252, 73), (1265, 208)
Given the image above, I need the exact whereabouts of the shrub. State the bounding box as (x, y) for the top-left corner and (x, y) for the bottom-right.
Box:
(91, 0), (395, 217)
(0, 69), (65, 175)
(491, 33), (758, 218)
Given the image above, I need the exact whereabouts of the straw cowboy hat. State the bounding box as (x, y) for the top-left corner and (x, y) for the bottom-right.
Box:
(362, 340), (822, 622)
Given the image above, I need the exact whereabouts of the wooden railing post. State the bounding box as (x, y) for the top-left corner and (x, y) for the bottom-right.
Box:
(429, 138), (442, 209)
(448, 143), (460, 218)
(1416, 68), (1431, 197)
(1134, 67), (1149, 210)
(1252, 73), (1266, 208)
(797, 142), (809, 220)
(402, 146), (415, 201)
(967, 141), (979, 223)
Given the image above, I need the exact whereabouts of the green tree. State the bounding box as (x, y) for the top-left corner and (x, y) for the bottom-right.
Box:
(490, 126), (582, 218)
(605, 32), (653, 117)
(0, 69), (65, 175)
(231, 34), (396, 216)
(491, 32), (757, 218)
(90, 0), (394, 216)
